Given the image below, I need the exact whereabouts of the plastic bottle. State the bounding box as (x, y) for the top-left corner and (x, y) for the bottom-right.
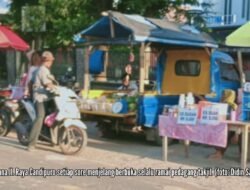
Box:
(178, 94), (186, 108)
(186, 92), (195, 106)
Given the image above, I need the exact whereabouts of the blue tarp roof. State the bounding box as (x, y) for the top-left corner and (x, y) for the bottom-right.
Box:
(74, 11), (218, 48)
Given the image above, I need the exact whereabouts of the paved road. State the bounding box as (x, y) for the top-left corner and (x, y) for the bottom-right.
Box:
(0, 122), (249, 190)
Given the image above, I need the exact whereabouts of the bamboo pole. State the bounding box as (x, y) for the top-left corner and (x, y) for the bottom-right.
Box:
(139, 43), (145, 93)
(108, 11), (115, 38)
(104, 50), (109, 79)
(237, 50), (245, 87)
(144, 44), (151, 84)
(237, 51), (250, 165)
(84, 46), (90, 97)
(204, 47), (211, 57)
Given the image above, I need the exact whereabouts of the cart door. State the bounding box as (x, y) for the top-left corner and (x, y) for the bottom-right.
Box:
(162, 49), (210, 95)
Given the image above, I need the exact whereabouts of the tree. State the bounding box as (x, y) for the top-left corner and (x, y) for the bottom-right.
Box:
(7, 0), (42, 48)
(7, 0), (200, 48)
(115, 0), (199, 18)
(187, 0), (214, 31)
(38, 0), (92, 48)
(7, 0), (92, 48)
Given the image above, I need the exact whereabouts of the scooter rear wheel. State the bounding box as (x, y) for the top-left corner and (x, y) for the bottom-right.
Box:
(0, 110), (11, 136)
(59, 126), (87, 155)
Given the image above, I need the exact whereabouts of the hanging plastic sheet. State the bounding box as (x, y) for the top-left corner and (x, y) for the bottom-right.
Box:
(89, 50), (104, 74)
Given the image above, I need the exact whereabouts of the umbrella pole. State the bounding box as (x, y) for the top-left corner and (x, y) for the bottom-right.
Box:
(237, 50), (245, 87)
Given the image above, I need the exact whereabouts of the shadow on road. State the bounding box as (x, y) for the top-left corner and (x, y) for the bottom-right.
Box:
(0, 134), (62, 154)
(0, 123), (247, 169)
(0, 136), (27, 150)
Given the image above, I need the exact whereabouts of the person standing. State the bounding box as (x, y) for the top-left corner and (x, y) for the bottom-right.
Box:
(120, 64), (132, 90)
(28, 51), (56, 151)
(23, 50), (42, 98)
(208, 89), (240, 159)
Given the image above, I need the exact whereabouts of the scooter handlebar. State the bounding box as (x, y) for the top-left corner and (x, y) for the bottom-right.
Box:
(47, 86), (60, 96)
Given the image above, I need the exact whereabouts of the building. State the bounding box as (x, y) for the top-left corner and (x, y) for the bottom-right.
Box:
(200, 0), (250, 81)
(205, 0), (249, 28)
(165, 0), (249, 39)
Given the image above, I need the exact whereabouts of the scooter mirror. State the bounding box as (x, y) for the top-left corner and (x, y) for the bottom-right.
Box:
(67, 67), (72, 72)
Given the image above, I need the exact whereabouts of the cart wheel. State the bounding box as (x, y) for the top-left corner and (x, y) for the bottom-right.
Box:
(145, 127), (173, 146)
(97, 120), (116, 138)
(98, 125), (116, 138)
(154, 126), (163, 146)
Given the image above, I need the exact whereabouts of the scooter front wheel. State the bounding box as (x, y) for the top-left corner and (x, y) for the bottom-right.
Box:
(59, 126), (87, 155)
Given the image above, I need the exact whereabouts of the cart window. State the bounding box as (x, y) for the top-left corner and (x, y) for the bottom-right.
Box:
(175, 60), (201, 76)
(219, 63), (239, 82)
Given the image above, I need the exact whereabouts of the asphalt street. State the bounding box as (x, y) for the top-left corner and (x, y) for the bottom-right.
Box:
(0, 122), (249, 190)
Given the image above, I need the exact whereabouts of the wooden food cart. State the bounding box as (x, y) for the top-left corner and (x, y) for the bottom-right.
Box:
(74, 11), (240, 144)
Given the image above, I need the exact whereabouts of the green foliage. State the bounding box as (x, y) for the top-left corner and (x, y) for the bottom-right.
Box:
(38, 0), (92, 48)
(7, 0), (93, 48)
(22, 5), (46, 32)
(7, 0), (200, 48)
(115, 0), (199, 18)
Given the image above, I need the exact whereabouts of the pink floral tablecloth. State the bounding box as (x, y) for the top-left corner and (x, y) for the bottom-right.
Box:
(159, 115), (228, 148)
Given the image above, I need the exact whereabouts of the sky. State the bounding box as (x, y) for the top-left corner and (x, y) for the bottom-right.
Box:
(0, 0), (10, 14)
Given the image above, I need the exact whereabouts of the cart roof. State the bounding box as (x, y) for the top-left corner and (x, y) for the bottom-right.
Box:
(74, 11), (217, 48)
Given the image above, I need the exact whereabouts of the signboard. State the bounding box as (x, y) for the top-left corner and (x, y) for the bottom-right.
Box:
(200, 106), (219, 125)
(243, 82), (250, 92)
(177, 108), (198, 125)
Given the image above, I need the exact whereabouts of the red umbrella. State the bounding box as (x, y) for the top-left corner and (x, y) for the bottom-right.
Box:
(0, 26), (29, 51)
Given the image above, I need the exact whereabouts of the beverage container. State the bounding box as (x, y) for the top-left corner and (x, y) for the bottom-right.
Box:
(186, 92), (195, 106)
(178, 94), (185, 108)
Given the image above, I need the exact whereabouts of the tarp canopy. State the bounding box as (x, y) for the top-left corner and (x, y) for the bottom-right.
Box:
(74, 11), (217, 48)
(225, 21), (250, 86)
(226, 22), (250, 47)
(0, 26), (29, 51)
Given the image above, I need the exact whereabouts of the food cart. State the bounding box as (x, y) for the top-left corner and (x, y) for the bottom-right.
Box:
(74, 11), (240, 144)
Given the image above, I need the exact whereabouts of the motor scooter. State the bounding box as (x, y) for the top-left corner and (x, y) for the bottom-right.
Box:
(0, 75), (37, 137)
(15, 85), (88, 155)
(0, 85), (32, 137)
(58, 67), (80, 94)
(0, 95), (11, 136)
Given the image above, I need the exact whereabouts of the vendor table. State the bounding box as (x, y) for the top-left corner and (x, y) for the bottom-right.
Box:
(225, 120), (250, 169)
(159, 115), (250, 169)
